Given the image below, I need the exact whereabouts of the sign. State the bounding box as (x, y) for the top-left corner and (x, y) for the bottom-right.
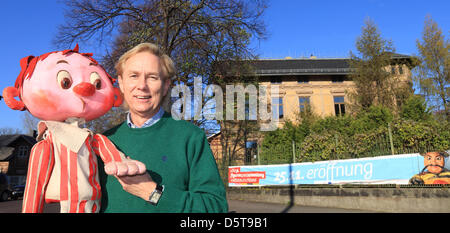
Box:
(228, 167), (266, 184)
(228, 153), (443, 186)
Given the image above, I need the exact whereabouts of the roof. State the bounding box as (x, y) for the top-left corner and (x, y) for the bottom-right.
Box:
(0, 147), (14, 160)
(249, 58), (351, 76)
(0, 134), (36, 161)
(244, 53), (413, 76)
(0, 134), (36, 147)
(0, 135), (22, 147)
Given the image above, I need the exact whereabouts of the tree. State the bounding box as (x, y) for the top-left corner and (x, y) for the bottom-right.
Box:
(0, 127), (21, 135)
(21, 112), (40, 136)
(348, 18), (406, 113)
(400, 95), (432, 122)
(415, 15), (450, 121)
(55, 0), (268, 178)
(55, 0), (267, 135)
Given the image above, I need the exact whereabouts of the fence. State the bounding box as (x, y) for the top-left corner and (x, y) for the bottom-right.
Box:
(215, 122), (449, 186)
(255, 123), (445, 165)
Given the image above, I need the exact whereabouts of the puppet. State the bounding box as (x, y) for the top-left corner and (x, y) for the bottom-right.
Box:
(2, 45), (146, 213)
(409, 151), (450, 185)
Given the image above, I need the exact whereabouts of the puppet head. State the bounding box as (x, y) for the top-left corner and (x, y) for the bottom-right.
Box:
(3, 44), (122, 122)
(420, 151), (448, 174)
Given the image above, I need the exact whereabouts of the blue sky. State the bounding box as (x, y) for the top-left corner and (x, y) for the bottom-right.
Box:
(0, 0), (449, 132)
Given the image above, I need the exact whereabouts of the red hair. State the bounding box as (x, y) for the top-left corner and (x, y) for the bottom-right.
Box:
(14, 44), (115, 91)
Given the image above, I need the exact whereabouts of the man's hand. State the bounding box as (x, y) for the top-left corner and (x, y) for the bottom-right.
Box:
(115, 172), (157, 201)
(104, 159), (147, 176)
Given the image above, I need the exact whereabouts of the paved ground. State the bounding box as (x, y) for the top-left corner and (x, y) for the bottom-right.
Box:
(227, 199), (376, 213)
(0, 199), (59, 213)
(0, 198), (375, 213)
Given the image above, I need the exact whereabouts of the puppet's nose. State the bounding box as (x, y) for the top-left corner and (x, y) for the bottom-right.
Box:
(73, 82), (95, 97)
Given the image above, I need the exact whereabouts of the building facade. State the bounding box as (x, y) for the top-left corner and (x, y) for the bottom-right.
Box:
(249, 54), (413, 127)
(0, 134), (36, 186)
(212, 54), (414, 166)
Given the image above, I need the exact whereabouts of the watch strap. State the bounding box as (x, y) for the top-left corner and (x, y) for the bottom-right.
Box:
(148, 184), (164, 205)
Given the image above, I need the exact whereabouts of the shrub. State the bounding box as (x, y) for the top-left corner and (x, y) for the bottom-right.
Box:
(400, 95), (432, 122)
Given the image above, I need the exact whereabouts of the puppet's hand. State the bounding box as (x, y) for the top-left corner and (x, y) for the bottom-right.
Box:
(104, 159), (147, 176)
(409, 176), (424, 185)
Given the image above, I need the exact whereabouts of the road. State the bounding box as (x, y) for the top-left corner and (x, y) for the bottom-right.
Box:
(0, 199), (374, 213)
(0, 199), (59, 213)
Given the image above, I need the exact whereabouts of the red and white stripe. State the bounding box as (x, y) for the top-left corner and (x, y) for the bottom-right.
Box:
(22, 132), (124, 213)
(22, 133), (54, 213)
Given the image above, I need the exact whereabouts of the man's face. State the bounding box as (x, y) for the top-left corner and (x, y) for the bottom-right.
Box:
(118, 51), (170, 120)
(424, 152), (445, 174)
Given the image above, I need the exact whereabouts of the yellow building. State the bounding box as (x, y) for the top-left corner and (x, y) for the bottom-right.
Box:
(211, 53), (415, 165)
(248, 53), (414, 127)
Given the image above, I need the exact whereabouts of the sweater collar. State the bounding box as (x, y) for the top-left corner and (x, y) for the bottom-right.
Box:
(126, 107), (165, 129)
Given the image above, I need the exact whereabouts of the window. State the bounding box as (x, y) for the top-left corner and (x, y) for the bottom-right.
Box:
(391, 66), (396, 74)
(297, 77), (309, 83)
(399, 66), (403, 74)
(299, 97), (310, 112)
(334, 96), (345, 116)
(244, 99), (257, 120)
(17, 146), (28, 158)
(171, 96), (184, 117)
(270, 77), (282, 84)
(245, 140), (258, 165)
(272, 97), (283, 119)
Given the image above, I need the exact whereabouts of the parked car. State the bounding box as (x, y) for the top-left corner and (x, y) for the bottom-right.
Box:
(10, 185), (24, 200)
(0, 173), (11, 202)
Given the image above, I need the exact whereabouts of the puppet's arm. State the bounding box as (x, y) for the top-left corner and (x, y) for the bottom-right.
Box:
(92, 134), (146, 176)
(22, 133), (55, 213)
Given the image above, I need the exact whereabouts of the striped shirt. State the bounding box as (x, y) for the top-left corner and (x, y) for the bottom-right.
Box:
(22, 121), (125, 213)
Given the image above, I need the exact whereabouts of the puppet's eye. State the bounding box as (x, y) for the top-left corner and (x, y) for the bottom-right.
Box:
(57, 70), (72, 89)
(90, 72), (102, 90)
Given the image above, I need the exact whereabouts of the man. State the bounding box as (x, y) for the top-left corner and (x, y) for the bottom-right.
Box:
(98, 43), (228, 212)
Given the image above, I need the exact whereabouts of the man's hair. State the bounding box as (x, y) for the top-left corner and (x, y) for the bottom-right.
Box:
(115, 43), (176, 112)
(115, 43), (176, 80)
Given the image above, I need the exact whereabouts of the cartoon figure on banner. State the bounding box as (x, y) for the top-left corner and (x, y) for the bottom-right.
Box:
(409, 151), (450, 185)
(2, 45), (147, 213)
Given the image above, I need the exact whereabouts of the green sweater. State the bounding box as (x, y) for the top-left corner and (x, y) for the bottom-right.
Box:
(98, 112), (228, 213)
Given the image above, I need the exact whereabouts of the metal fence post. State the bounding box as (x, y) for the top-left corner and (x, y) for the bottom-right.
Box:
(388, 122), (395, 155)
(292, 140), (296, 164)
(334, 134), (339, 160)
(257, 143), (260, 165)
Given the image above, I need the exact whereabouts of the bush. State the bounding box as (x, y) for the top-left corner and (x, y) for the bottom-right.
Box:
(400, 95), (432, 122)
(351, 105), (393, 133)
(259, 104), (449, 164)
(298, 131), (348, 162)
(391, 119), (450, 153)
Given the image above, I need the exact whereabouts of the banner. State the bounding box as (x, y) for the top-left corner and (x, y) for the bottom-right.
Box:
(228, 153), (450, 186)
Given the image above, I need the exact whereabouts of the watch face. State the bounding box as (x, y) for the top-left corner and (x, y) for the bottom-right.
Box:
(150, 192), (161, 203)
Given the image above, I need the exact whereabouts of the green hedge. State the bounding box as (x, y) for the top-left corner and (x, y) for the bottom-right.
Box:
(260, 100), (449, 164)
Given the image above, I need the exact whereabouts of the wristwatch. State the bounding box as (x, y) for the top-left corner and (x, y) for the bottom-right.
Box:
(148, 184), (164, 205)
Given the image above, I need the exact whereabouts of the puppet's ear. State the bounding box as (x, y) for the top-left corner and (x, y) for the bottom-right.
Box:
(2, 87), (25, 111)
(113, 87), (123, 107)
